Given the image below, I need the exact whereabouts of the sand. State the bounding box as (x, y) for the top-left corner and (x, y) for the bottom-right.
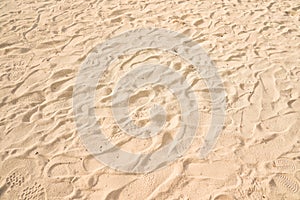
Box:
(0, 0), (299, 199)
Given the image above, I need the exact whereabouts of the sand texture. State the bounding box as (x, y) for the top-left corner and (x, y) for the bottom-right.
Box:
(0, 0), (300, 199)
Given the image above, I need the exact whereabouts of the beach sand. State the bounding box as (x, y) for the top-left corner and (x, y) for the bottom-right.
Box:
(0, 0), (299, 199)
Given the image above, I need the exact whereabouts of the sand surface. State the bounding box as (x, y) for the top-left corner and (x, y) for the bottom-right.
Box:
(0, 0), (300, 199)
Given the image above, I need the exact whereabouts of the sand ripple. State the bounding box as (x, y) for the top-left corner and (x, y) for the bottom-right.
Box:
(0, 0), (299, 199)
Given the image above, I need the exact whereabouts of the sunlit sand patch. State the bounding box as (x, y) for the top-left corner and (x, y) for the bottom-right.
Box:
(0, 0), (299, 198)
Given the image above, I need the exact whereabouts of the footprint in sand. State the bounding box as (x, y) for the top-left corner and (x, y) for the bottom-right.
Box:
(0, 54), (33, 83)
(0, 158), (46, 200)
(272, 174), (299, 194)
(268, 157), (300, 198)
(40, 155), (78, 199)
(5, 168), (26, 190)
(17, 181), (46, 200)
(272, 158), (299, 173)
(8, 60), (27, 82)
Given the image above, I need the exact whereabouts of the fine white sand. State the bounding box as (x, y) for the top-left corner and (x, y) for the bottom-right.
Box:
(0, 0), (299, 199)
